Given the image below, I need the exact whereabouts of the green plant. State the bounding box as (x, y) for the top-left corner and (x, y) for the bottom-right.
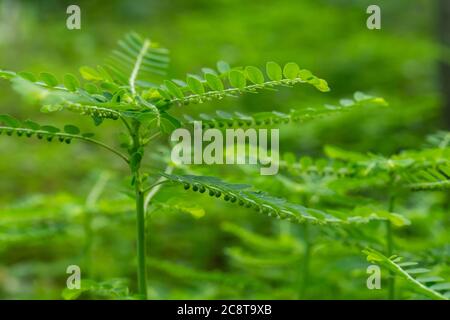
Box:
(0, 32), (419, 300)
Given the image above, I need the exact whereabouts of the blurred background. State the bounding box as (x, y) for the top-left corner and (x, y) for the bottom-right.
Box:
(0, 0), (448, 299)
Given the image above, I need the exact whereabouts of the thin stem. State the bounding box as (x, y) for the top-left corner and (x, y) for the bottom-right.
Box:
(82, 136), (129, 164)
(148, 131), (161, 141)
(83, 172), (110, 278)
(142, 180), (168, 195)
(386, 195), (396, 300)
(143, 166), (173, 213)
(120, 116), (133, 135)
(0, 126), (129, 163)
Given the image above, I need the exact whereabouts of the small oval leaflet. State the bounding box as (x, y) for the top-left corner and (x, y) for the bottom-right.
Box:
(283, 62), (300, 80)
(84, 82), (99, 94)
(0, 114), (21, 127)
(23, 120), (41, 130)
(266, 61), (282, 81)
(41, 125), (60, 133)
(63, 73), (80, 91)
(245, 66), (264, 84)
(229, 70), (246, 89)
(186, 76), (205, 95)
(40, 72), (59, 87)
(163, 80), (184, 99)
(64, 124), (81, 135)
(204, 72), (224, 91)
(217, 60), (230, 74)
(18, 71), (37, 82)
(79, 66), (102, 81)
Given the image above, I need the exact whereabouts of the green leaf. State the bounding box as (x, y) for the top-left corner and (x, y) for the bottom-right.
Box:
(266, 61), (282, 81)
(245, 66), (264, 84)
(79, 66), (102, 81)
(23, 120), (40, 130)
(217, 60), (230, 74)
(204, 72), (224, 91)
(64, 125), (81, 135)
(63, 73), (80, 91)
(160, 112), (181, 134)
(105, 33), (169, 87)
(82, 132), (95, 138)
(163, 80), (184, 99)
(84, 83), (99, 94)
(363, 248), (449, 300)
(162, 174), (402, 226)
(298, 69), (313, 80)
(283, 62), (300, 80)
(186, 76), (205, 95)
(40, 72), (59, 87)
(40, 125), (60, 133)
(315, 79), (330, 92)
(0, 114), (20, 127)
(228, 70), (246, 89)
(18, 71), (37, 82)
(157, 88), (172, 100)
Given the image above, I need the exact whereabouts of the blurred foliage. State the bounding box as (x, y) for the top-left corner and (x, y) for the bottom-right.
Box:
(0, 0), (449, 299)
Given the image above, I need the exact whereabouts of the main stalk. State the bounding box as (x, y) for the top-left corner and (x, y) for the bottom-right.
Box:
(135, 171), (148, 299)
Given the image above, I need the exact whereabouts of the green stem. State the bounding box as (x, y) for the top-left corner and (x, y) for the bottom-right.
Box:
(129, 120), (148, 299)
(386, 195), (395, 300)
(135, 171), (148, 299)
(0, 126), (129, 164)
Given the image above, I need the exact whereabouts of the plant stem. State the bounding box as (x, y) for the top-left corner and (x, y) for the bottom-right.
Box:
(134, 170), (148, 299)
(128, 119), (148, 299)
(386, 195), (396, 300)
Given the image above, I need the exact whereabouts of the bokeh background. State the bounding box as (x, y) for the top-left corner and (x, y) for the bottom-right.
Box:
(0, 0), (448, 299)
